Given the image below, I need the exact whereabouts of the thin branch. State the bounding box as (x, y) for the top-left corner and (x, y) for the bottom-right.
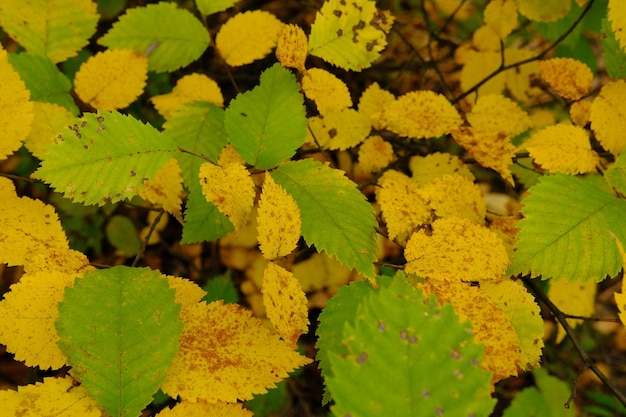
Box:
(131, 208), (165, 268)
(177, 147), (218, 164)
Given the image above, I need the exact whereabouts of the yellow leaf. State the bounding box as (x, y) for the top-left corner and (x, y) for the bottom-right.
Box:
(504, 47), (541, 102)
(306, 109), (371, 150)
(358, 135), (394, 173)
(419, 174), (486, 224)
(377, 171), (431, 240)
(613, 236), (626, 327)
(262, 262), (309, 348)
(276, 24), (308, 72)
(460, 50), (505, 98)
(74, 49), (148, 111)
(489, 216), (520, 262)
(386, 91), (462, 139)
(472, 25), (502, 51)
(405, 217), (509, 282)
(292, 252), (355, 293)
(216, 10), (284, 67)
(538, 58), (593, 101)
(481, 279), (544, 370)
(524, 123), (599, 174)
(484, 0), (518, 39)
(409, 152), (474, 186)
(151, 73), (224, 119)
(0, 46), (33, 159)
(452, 127), (516, 185)
(570, 99), (592, 127)
(357, 82), (396, 130)
(199, 162), (255, 232)
(516, 0), (570, 22)
(155, 400), (252, 417)
(549, 279), (596, 343)
(467, 94), (532, 137)
(23, 102), (75, 159)
(0, 377), (103, 417)
(165, 275), (207, 308)
(609, 0), (626, 53)
(218, 144), (246, 166)
(139, 158), (184, 222)
(161, 301), (311, 403)
(301, 68), (352, 116)
(590, 80), (626, 155)
(257, 174), (301, 259)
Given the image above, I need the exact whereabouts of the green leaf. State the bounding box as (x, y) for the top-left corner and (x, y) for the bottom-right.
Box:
(106, 215), (141, 257)
(509, 174), (626, 282)
(0, 0), (98, 63)
(56, 266), (183, 417)
(224, 63), (307, 169)
(202, 271), (239, 304)
(195, 0), (238, 15)
(33, 111), (178, 206)
(272, 159), (377, 278)
(324, 276), (495, 416)
(503, 368), (575, 417)
(605, 150), (626, 195)
(164, 101), (228, 188)
(181, 183), (234, 244)
(602, 18), (626, 80)
(98, 2), (210, 72)
(8, 53), (78, 114)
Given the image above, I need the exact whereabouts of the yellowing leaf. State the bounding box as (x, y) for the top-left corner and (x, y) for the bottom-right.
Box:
(0, 46), (33, 159)
(357, 82), (395, 130)
(306, 109), (371, 150)
(218, 144), (246, 166)
(276, 24), (308, 72)
(484, 0), (518, 39)
(151, 73), (224, 119)
(504, 47), (541, 102)
(377, 171), (431, 240)
(420, 174), (486, 224)
(386, 91), (462, 139)
(405, 217), (509, 282)
(549, 279), (596, 343)
(409, 152), (474, 186)
(139, 158), (184, 221)
(155, 400), (252, 417)
(590, 80), (626, 155)
(358, 135), (394, 173)
(0, 377), (103, 417)
(161, 301), (311, 403)
(570, 99), (592, 127)
(257, 174), (301, 259)
(262, 262), (309, 348)
(301, 68), (352, 116)
(216, 10), (284, 67)
(609, 0), (626, 53)
(23, 102), (75, 159)
(292, 252), (356, 293)
(524, 124), (599, 174)
(460, 50), (505, 98)
(199, 162), (255, 232)
(467, 94), (532, 137)
(516, 0), (570, 22)
(452, 127), (516, 185)
(74, 49), (148, 111)
(538, 58), (593, 101)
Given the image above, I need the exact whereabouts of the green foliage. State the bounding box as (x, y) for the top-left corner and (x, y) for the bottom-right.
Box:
(503, 368), (575, 417)
(602, 18), (626, 80)
(203, 271), (239, 304)
(181, 184), (234, 244)
(224, 64), (307, 169)
(195, 0), (238, 16)
(105, 214), (141, 256)
(56, 266), (183, 417)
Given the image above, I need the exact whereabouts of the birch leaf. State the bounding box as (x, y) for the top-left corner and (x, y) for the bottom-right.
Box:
(549, 279), (596, 343)
(307, 109), (371, 150)
(195, 0), (239, 16)
(156, 400), (252, 417)
(613, 237), (626, 327)
(139, 158), (184, 221)
(357, 82), (395, 130)
(262, 262), (309, 348)
(74, 49), (148, 111)
(516, 0), (570, 22)
(419, 174), (486, 224)
(216, 11), (284, 67)
(609, 0), (626, 53)
(23, 102), (75, 159)
(467, 94), (532, 137)
(276, 24), (308, 72)
(409, 153), (474, 186)
(590, 80), (626, 155)
(301, 68), (352, 116)
(181, 183), (234, 244)
(538, 58), (593, 100)
(151, 73), (224, 119)
(484, 0), (518, 39)
(358, 135), (394, 173)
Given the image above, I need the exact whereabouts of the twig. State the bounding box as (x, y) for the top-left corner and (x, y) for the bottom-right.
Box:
(131, 208), (165, 268)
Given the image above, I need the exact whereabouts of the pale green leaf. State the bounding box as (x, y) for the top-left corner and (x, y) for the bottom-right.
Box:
(181, 183), (234, 244)
(605, 149), (626, 196)
(33, 111), (178, 206)
(272, 159), (377, 278)
(602, 18), (626, 80)
(224, 63), (306, 169)
(56, 266), (184, 417)
(503, 368), (575, 417)
(509, 174), (626, 282)
(195, 0), (239, 15)
(105, 215), (140, 257)
(98, 2), (210, 72)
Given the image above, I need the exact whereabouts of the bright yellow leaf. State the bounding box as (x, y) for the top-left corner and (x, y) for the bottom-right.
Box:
(472, 25), (501, 51)
(358, 135), (394, 173)
(504, 47), (541, 102)
(516, 0), (570, 22)
(549, 279), (596, 343)
(467, 94), (532, 137)
(590, 80), (626, 155)
(484, 0), (518, 39)
(161, 301), (311, 403)
(156, 400), (252, 417)
(302, 68), (352, 116)
(419, 174), (486, 224)
(216, 10), (284, 67)
(460, 50), (505, 98)
(257, 174), (301, 259)
(292, 252), (356, 293)
(570, 99), (592, 127)
(524, 123), (599, 174)
(151, 73), (224, 119)
(74, 49), (148, 111)
(199, 162), (255, 232)
(23, 102), (75, 159)
(24, 248), (90, 276)
(276, 24), (308, 72)
(377, 171), (431, 240)
(538, 58), (593, 101)
(0, 377), (103, 417)
(139, 158), (184, 222)
(609, 0), (626, 53)
(452, 127), (516, 185)
(409, 152), (474, 186)
(405, 217), (509, 282)
(386, 90), (462, 139)
(357, 82), (396, 130)
(0, 45), (33, 159)
(262, 262), (309, 348)
(218, 144), (246, 166)
(306, 109), (371, 150)
(165, 274), (207, 309)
